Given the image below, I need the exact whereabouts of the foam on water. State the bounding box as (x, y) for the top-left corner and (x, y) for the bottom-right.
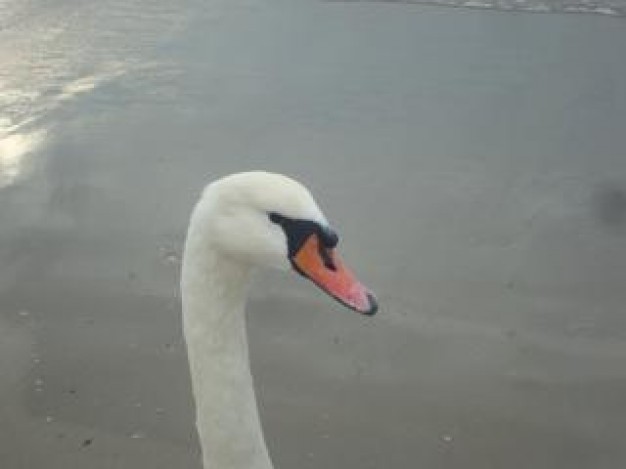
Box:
(329, 0), (625, 17)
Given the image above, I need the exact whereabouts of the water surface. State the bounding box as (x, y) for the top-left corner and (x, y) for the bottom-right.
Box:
(1, 1), (626, 468)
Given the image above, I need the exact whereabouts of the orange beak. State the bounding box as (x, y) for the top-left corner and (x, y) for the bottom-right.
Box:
(291, 233), (377, 315)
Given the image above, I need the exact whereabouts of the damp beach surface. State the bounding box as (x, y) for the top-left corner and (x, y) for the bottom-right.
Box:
(1, 1), (626, 468)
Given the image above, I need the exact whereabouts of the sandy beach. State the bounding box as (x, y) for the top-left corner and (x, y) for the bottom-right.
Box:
(1, 1), (626, 467)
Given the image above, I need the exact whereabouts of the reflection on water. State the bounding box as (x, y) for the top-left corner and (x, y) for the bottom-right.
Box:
(0, 124), (46, 188)
(58, 67), (128, 103)
(0, 0), (190, 190)
(0, 69), (125, 189)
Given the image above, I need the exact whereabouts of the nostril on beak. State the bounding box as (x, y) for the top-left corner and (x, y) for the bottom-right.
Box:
(319, 246), (337, 271)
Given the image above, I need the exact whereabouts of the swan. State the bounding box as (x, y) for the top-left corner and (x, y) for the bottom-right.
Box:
(180, 171), (377, 469)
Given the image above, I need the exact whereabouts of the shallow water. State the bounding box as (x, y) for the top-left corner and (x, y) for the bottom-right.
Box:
(1, 1), (626, 468)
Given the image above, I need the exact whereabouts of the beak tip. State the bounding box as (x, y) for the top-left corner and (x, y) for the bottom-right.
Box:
(362, 292), (378, 316)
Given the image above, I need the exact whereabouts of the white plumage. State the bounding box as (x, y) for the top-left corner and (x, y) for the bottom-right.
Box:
(181, 171), (375, 469)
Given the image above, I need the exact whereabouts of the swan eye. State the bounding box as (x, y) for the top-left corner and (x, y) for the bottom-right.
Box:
(268, 212), (339, 259)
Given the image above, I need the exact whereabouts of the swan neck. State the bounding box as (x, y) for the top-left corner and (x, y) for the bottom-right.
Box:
(181, 240), (273, 469)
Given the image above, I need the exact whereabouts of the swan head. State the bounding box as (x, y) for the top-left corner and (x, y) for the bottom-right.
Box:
(196, 171), (377, 315)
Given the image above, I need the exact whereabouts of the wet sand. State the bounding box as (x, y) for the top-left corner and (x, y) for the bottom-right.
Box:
(2, 1), (626, 468)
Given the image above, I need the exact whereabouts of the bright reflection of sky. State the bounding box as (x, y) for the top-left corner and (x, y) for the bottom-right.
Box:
(0, 0), (186, 190)
(0, 124), (46, 189)
(0, 69), (125, 189)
